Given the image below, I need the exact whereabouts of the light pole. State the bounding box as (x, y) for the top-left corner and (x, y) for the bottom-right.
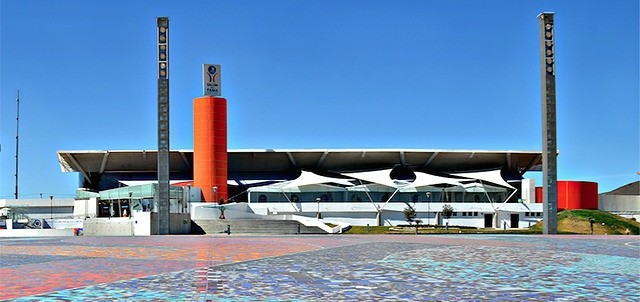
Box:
(316, 197), (321, 220)
(118, 189), (122, 217)
(49, 195), (53, 219)
(213, 186), (218, 204)
(127, 192), (133, 217)
(185, 184), (191, 212)
(426, 192), (431, 225)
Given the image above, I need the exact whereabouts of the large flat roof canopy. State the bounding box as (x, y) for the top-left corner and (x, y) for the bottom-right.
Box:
(57, 149), (542, 184)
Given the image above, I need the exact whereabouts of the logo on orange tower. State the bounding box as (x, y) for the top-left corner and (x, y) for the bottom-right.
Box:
(203, 64), (221, 96)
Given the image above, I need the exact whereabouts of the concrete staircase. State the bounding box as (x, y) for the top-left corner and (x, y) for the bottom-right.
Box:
(192, 219), (327, 235)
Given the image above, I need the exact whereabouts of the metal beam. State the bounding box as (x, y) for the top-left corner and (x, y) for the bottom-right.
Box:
(521, 154), (542, 175)
(179, 151), (192, 169)
(99, 151), (110, 173)
(285, 152), (297, 167)
(67, 153), (91, 184)
(422, 152), (439, 169)
(316, 151), (329, 168)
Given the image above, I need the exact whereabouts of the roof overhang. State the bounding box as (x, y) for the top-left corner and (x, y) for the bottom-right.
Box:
(57, 149), (543, 182)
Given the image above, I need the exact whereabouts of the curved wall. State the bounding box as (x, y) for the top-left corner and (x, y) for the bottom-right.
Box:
(535, 180), (598, 210)
(559, 181), (598, 210)
(193, 96), (228, 202)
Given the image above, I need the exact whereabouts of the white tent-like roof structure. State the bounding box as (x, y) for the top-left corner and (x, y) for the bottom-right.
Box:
(342, 169), (397, 188)
(451, 170), (515, 189)
(408, 171), (466, 189)
(252, 168), (517, 195)
(283, 170), (353, 189)
(461, 182), (505, 193)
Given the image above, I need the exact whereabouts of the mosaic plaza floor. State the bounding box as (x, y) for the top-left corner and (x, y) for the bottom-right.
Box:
(1, 234), (638, 301)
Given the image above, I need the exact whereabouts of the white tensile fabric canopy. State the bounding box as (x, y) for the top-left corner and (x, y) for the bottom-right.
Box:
(261, 168), (514, 192)
(342, 169), (397, 188)
(451, 169), (515, 189)
(342, 169), (513, 190)
(462, 182), (506, 193)
(407, 171), (466, 189)
(283, 170), (354, 189)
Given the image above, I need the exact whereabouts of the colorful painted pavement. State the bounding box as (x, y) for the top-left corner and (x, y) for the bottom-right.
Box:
(1, 234), (638, 301)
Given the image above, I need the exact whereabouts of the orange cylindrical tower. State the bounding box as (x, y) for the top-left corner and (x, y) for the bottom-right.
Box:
(193, 96), (228, 203)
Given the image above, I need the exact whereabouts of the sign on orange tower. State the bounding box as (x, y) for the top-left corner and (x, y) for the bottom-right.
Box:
(194, 64), (228, 203)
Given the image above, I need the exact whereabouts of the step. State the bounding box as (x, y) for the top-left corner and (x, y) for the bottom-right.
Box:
(192, 219), (327, 235)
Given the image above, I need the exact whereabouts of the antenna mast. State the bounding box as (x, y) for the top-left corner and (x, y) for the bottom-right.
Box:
(15, 90), (20, 199)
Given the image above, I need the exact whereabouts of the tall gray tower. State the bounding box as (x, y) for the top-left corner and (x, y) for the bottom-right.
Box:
(157, 17), (170, 234)
(539, 12), (558, 234)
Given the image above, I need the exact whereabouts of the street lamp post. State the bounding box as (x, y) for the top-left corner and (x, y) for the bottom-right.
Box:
(316, 197), (321, 220)
(185, 184), (191, 212)
(49, 195), (53, 220)
(426, 192), (431, 225)
(128, 192), (133, 218)
(117, 190), (123, 218)
(213, 186), (218, 204)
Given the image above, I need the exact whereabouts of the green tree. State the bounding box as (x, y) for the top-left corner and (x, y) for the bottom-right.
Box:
(442, 204), (454, 229)
(403, 203), (417, 224)
(403, 203), (421, 234)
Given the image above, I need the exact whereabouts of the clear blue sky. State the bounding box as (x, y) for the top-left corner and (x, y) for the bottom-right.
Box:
(1, 0), (638, 198)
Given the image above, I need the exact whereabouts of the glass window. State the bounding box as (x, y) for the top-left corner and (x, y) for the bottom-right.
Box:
(258, 195), (268, 202)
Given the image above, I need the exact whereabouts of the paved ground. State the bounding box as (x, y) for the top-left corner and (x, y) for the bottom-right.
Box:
(1, 234), (638, 301)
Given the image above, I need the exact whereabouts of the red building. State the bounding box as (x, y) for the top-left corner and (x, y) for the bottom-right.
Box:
(535, 181), (598, 210)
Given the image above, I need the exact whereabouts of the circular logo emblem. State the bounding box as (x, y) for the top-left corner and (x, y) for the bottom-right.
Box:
(207, 65), (217, 75)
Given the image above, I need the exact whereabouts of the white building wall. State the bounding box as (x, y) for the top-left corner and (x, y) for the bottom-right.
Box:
(133, 211), (151, 236)
(0, 198), (75, 219)
(599, 195), (640, 212)
(244, 202), (544, 229)
(73, 198), (98, 218)
(521, 178), (536, 203)
(599, 194), (640, 221)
